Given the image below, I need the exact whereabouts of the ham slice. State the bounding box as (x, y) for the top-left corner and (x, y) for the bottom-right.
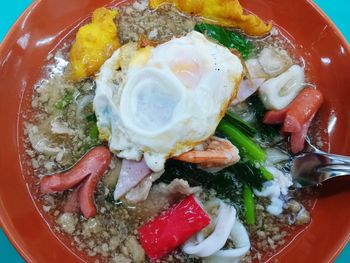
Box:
(231, 78), (265, 105)
(114, 158), (152, 200)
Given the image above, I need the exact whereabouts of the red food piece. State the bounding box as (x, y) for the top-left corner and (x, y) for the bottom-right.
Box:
(79, 167), (109, 218)
(290, 114), (315, 154)
(41, 146), (111, 218)
(63, 186), (81, 213)
(138, 195), (210, 260)
(40, 146), (112, 194)
(283, 88), (324, 132)
(263, 108), (288, 124)
(263, 88), (323, 128)
(263, 87), (324, 153)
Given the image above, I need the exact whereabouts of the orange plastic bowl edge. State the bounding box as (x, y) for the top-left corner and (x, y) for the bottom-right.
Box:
(0, 1), (46, 262)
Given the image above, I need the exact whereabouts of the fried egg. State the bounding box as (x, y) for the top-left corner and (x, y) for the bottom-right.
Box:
(94, 31), (243, 172)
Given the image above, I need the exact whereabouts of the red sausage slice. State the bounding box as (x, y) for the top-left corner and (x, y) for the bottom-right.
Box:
(63, 185), (81, 213)
(283, 88), (324, 133)
(290, 114), (314, 154)
(263, 87), (324, 153)
(263, 108), (288, 124)
(40, 146), (111, 194)
(79, 166), (110, 218)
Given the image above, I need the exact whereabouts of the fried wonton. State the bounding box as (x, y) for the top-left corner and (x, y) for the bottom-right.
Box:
(149, 0), (272, 36)
(69, 7), (120, 81)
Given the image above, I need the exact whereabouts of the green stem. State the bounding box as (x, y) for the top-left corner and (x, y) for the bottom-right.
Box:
(243, 185), (255, 225)
(217, 119), (266, 162)
(260, 166), (274, 180)
(224, 111), (257, 137)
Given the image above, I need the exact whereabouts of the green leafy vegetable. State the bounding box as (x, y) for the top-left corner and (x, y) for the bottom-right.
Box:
(224, 111), (257, 137)
(243, 185), (255, 225)
(217, 119), (266, 162)
(86, 113), (97, 122)
(248, 94), (280, 140)
(86, 113), (99, 140)
(83, 113), (100, 152)
(88, 123), (99, 140)
(216, 118), (273, 189)
(194, 23), (253, 59)
(82, 141), (99, 153)
(54, 93), (73, 110)
(229, 162), (270, 190)
(159, 160), (242, 203)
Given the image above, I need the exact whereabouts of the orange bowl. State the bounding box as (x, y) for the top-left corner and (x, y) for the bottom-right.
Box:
(0, 0), (349, 262)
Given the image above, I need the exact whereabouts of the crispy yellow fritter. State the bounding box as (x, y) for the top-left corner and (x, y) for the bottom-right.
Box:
(149, 0), (272, 36)
(69, 7), (120, 82)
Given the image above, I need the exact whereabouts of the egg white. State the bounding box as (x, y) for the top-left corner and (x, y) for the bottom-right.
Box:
(94, 31), (243, 172)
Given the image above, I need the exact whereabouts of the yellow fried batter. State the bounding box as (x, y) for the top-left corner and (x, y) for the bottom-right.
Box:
(149, 0), (272, 36)
(69, 8), (120, 82)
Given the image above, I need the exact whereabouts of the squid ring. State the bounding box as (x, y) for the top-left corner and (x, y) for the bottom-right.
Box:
(182, 199), (236, 257)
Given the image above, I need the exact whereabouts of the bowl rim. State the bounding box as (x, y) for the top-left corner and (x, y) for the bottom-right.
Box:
(0, 3), (46, 262)
(0, 3), (45, 262)
(303, 5), (350, 261)
(0, 0), (349, 262)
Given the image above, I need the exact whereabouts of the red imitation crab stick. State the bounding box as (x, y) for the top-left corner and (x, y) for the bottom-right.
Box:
(138, 195), (210, 260)
(263, 88), (323, 154)
(40, 146), (112, 218)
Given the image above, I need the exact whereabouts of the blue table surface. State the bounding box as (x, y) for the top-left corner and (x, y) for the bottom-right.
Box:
(0, 0), (349, 262)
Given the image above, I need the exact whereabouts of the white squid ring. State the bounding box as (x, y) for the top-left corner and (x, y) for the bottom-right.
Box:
(206, 220), (250, 263)
(182, 199), (236, 257)
(182, 199), (250, 262)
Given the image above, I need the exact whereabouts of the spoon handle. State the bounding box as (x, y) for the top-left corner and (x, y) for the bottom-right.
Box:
(306, 137), (350, 164)
(317, 164), (350, 178)
(319, 152), (350, 164)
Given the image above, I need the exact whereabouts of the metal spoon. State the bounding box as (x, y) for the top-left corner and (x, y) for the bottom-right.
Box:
(291, 138), (350, 188)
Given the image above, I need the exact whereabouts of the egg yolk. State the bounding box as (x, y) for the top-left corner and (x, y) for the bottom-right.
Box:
(171, 59), (201, 89)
